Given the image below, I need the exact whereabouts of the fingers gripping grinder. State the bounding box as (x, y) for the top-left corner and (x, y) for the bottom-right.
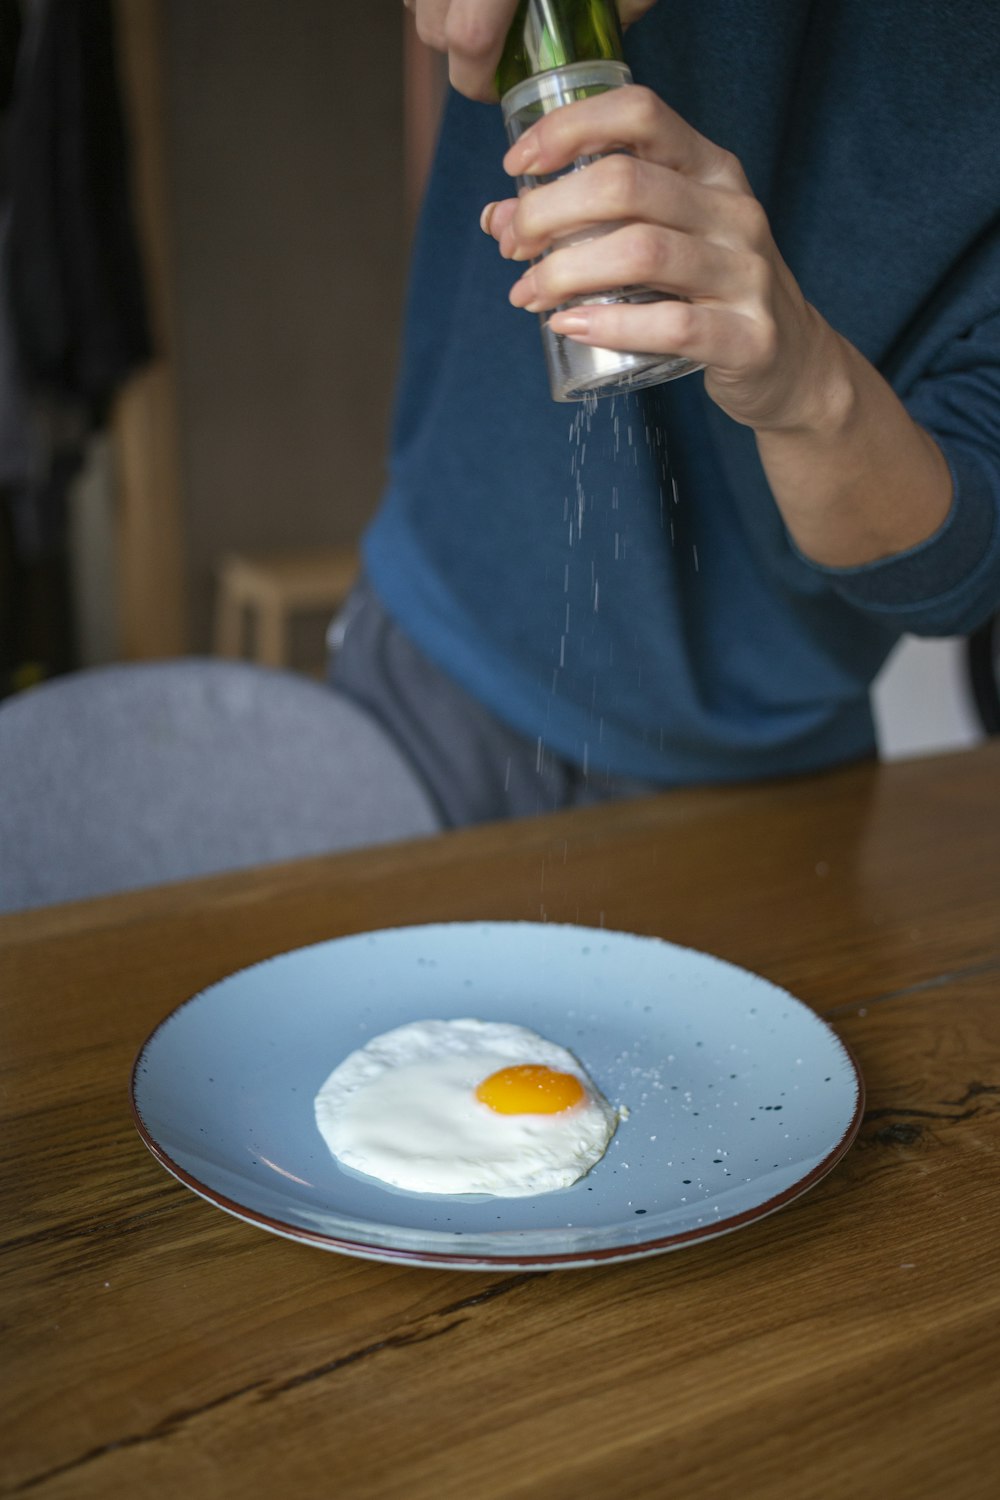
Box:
(498, 0), (701, 401)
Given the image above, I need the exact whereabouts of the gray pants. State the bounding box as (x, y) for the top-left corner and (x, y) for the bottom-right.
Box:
(329, 577), (661, 829)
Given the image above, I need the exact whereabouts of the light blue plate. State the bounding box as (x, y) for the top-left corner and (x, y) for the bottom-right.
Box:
(131, 922), (863, 1271)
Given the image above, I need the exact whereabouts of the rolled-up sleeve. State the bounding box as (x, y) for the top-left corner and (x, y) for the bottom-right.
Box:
(795, 309), (1000, 636)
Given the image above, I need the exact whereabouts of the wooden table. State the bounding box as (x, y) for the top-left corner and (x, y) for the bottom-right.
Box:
(3, 744), (999, 1499)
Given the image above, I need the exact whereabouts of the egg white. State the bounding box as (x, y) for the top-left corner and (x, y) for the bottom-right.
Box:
(314, 1018), (620, 1197)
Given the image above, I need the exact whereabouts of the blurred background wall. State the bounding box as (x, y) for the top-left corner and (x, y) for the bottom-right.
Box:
(163, 0), (404, 655)
(63, 0), (410, 678)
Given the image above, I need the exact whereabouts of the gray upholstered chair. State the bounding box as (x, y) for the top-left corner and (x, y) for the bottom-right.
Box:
(0, 658), (441, 913)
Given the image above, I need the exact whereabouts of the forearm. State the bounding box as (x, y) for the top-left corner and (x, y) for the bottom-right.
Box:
(753, 314), (954, 569)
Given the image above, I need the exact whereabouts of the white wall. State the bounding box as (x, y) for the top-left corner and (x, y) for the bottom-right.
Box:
(872, 635), (985, 760)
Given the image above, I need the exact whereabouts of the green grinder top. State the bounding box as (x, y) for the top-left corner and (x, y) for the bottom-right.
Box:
(496, 0), (625, 98)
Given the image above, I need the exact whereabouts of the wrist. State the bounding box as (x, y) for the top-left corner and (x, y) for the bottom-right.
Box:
(756, 309), (861, 439)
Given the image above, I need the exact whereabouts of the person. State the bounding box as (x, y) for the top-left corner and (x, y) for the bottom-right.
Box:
(330, 0), (1000, 830)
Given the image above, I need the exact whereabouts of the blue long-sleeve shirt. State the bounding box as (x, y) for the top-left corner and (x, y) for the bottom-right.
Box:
(364, 0), (1000, 786)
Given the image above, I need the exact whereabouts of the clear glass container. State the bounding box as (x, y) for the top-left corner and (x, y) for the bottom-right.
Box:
(499, 4), (702, 402)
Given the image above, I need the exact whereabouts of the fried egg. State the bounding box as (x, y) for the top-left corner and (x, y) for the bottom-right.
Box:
(314, 1018), (620, 1196)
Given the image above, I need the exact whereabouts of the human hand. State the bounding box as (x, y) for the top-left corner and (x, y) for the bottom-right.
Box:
(483, 84), (843, 433)
(404, 0), (659, 102)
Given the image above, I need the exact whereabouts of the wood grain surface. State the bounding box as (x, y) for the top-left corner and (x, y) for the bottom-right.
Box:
(3, 745), (999, 1499)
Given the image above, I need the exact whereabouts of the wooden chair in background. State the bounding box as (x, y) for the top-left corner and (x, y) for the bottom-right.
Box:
(213, 546), (359, 669)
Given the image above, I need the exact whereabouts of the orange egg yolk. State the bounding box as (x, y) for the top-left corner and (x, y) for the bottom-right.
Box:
(475, 1064), (586, 1115)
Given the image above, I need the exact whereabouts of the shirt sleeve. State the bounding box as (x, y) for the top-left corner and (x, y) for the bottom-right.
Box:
(794, 307), (1000, 636)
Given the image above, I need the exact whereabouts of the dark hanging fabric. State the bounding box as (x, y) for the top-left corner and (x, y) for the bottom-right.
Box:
(0, 0), (151, 696)
(0, 2), (20, 125)
(6, 0), (152, 412)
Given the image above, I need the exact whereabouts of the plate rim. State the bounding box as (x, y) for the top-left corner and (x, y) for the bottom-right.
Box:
(129, 921), (866, 1271)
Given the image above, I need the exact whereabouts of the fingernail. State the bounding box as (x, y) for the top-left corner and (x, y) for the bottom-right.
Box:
(548, 312), (591, 335)
(504, 139), (538, 176)
(509, 272), (538, 308)
(479, 202), (497, 235)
